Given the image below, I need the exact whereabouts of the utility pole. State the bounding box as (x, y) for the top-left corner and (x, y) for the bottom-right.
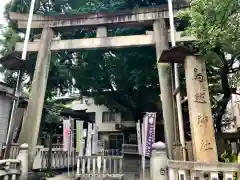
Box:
(167, 0), (187, 160)
(4, 0), (36, 158)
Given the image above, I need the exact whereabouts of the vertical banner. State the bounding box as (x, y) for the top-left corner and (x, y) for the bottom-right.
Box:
(76, 121), (83, 155)
(92, 124), (98, 154)
(141, 115), (147, 179)
(232, 88), (240, 128)
(136, 120), (142, 155)
(70, 118), (74, 174)
(86, 123), (93, 156)
(145, 112), (156, 157)
(70, 118), (74, 152)
(63, 119), (71, 151)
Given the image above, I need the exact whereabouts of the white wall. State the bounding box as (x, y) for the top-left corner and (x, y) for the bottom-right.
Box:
(71, 97), (122, 132)
(0, 83), (26, 145)
(0, 83), (13, 144)
(232, 88), (240, 129)
(0, 95), (11, 145)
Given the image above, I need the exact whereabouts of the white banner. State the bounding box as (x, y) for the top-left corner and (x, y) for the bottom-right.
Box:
(70, 118), (74, 152)
(92, 124), (98, 154)
(63, 119), (71, 151)
(136, 120), (142, 155)
(76, 121), (83, 155)
(86, 123), (93, 156)
(141, 116), (147, 179)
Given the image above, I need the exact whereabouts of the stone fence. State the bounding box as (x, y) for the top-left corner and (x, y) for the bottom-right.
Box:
(151, 142), (240, 180)
(0, 144), (28, 180)
(76, 155), (123, 179)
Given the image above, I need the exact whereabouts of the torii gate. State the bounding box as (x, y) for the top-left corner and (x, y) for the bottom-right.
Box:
(5, 4), (217, 167)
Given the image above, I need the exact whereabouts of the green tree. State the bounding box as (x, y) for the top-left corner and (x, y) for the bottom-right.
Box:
(40, 101), (66, 174)
(179, 0), (240, 132)
(1, 0), (167, 120)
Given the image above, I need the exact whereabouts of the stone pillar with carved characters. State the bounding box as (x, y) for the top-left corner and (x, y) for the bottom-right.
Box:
(158, 46), (218, 164)
(184, 55), (218, 163)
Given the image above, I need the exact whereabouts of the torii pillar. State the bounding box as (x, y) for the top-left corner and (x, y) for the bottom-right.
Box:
(159, 46), (218, 163)
(153, 19), (177, 159)
(18, 27), (54, 168)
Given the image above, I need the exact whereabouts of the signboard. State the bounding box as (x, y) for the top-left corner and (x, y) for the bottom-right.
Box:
(97, 140), (105, 154)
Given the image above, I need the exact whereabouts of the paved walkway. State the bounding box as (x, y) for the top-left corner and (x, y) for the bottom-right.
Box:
(46, 171), (151, 180)
(47, 171), (75, 180)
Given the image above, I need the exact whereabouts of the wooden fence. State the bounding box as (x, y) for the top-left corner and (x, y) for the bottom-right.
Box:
(0, 144), (28, 180)
(76, 156), (123, 179)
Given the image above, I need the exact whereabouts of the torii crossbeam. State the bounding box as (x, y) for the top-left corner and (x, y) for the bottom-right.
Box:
(4, 3), (196, 167)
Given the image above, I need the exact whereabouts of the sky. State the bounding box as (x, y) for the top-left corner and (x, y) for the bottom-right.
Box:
(0, 0), (9, 26)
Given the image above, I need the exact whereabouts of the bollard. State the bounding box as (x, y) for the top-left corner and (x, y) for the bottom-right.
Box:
(150, 141), (168, 180)
(17, 143), (29, 180)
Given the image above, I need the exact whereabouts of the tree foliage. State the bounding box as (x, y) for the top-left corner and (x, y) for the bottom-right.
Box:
(1, 0), (167, 119)
(179, 0), (240, 131)
(1, 0), (239, 130)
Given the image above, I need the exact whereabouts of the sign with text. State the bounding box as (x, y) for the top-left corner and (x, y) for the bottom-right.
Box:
(184, 56), (217, 163)
(145, 113), (156, 157)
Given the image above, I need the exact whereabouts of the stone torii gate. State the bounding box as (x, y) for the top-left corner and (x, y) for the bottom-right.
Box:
(7, 4), (215, 167)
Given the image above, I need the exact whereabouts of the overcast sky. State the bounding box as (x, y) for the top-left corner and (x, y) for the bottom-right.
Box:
(0, 0), (9, 26)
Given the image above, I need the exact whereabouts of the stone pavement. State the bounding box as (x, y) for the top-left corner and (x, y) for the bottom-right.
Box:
(46, 171), (75, 180)
(47, 158), (150, 180)
(46, 171), (150, 180)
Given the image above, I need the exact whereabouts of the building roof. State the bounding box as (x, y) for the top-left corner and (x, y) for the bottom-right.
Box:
(0, 52), (24, 70)
(0, 81), (13, 88)
(60, 108), (94, 123)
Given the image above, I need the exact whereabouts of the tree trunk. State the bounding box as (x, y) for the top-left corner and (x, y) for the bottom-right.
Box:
(215, 63), (231, 132)
(47, 127), (53, 172)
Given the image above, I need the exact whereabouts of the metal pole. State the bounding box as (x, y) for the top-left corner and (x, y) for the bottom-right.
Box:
(167, 0), (187, 160)
(5, 0), (36, 157)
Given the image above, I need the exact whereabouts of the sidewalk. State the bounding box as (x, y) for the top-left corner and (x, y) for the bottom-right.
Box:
(47, 171), (75, 180)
